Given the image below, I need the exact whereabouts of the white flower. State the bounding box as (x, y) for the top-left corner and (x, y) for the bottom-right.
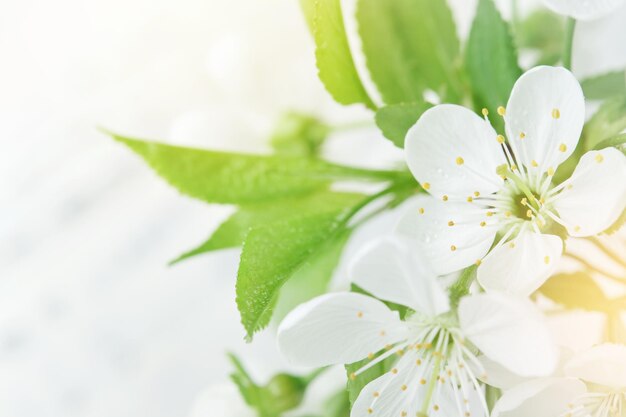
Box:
(492, 344), (626, 417)
(277, 237), (558, 417)
(543, 0), (626, 20)
(401, 66), (626, 297)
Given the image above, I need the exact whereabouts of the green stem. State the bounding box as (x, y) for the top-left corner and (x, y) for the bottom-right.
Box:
(588, 236), (626, 269)
(332, 120), (375, 132)
(562, 17), (576, 70)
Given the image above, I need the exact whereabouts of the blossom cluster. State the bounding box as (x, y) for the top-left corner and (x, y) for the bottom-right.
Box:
(277, 66), (626, 417)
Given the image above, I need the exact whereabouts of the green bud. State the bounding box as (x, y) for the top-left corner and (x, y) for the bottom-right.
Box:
(261, 373), (307, 413)
(270, 112), (330, 157)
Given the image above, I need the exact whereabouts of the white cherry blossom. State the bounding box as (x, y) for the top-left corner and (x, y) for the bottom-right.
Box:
(493, 344), (626, 417)
(277, 237), (558, 417)
(401, 66), (626, 297)
(543, 0), (626, 20)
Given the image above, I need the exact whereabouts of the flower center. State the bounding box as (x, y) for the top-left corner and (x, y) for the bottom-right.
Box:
(567, 390), (626, 417)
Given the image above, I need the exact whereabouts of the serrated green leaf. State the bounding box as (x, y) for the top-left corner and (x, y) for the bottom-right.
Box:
(110, 133), (400, 205)
(273, 230), (351, 322)
(304, 0), (375, 109)
(540, 272), (609, 311)
(375, 102), (432, 148)
(582, 94), (626, 151)
(236, 210), (355, 339)
(170, 191), (364, 264)
(356, 0), (461, 104)
(582, 70), (626, 100)
(466, 0), (521, 130)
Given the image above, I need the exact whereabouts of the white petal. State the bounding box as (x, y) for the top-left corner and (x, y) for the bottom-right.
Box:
(477, 355), (530, 390)
(543, 0), (626, 20)
(350, 350), (429, 417)
(396, 195), (497, 276)
(277, 293), (409, 367)
(553, 148), (626, 237)
(492, 378), (587, 417)
(565, 343), (626, 388)
(505, 66), (585, 174)
(459, 293), (559, 377)
(477, 230), (563, 296)
(438, 382), (487, 417)
(405, 104), (506, 199)
(349, 236), (450, 316)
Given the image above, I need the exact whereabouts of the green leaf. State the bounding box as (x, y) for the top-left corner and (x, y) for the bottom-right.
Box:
(236, 210), (355, 339)
(375, 102), (432, 148)
(346, 353), (395, 406)
(272, 229), (351, 322)
(592, 133), (626, 151)
(466, 0), (521, 130)
(516, 10), (565, 66)
(582, 94), (626, 151)
(170, 191), (364, 264)
(581, 70), (626, 100)
(356, 0), (461, 104)
(323, 390), (351, 417)
(304, 0), (375, 109)
(110, 133), (400, 205)
(540, 272), (609, 311)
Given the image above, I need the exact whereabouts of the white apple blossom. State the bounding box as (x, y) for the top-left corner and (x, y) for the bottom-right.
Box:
(400, 66), (626, 297)
(543, 0), (626, 20)
(277, 237), (558, 417)
(492, 344), (626, 417)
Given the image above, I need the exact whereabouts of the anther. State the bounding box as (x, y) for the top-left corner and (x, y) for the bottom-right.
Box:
(456, 156), (465, 165)
(496, 135), (505, 144)
(595, 153), (604, 163)
(481, 108), (489, 117)
(547, 167), (555, 176)
(367, 408), (373, 414)
(526, 209), (532, 218)
(480, 221), (486, 227)
(391, 368), (398, 374)
(442, 195), (449, 201)
(474, 191), (480, 197)
(357, 311), (363, 318)
(467, 196), (473, 202)
(497, 106), (506, 116)
(475, 259), (482, 266)
(419, 207), (425, 214)
(552, 108), (560, 119)
(420, 379), (427, 385)
(373, 391), (380, 397)
(559, 143), (567, 152)
(448, 221), (455, 227)
(519, 132), (526, 139)
(450, 245), (457, 251)
(544, 256), (550, 264)
(422, 182), (431, 190)
(401, 384), (407, 391)
(531, 160), (538, 167)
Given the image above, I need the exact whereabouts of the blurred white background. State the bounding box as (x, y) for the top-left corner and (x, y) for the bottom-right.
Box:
(1, 0), (624, 416)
